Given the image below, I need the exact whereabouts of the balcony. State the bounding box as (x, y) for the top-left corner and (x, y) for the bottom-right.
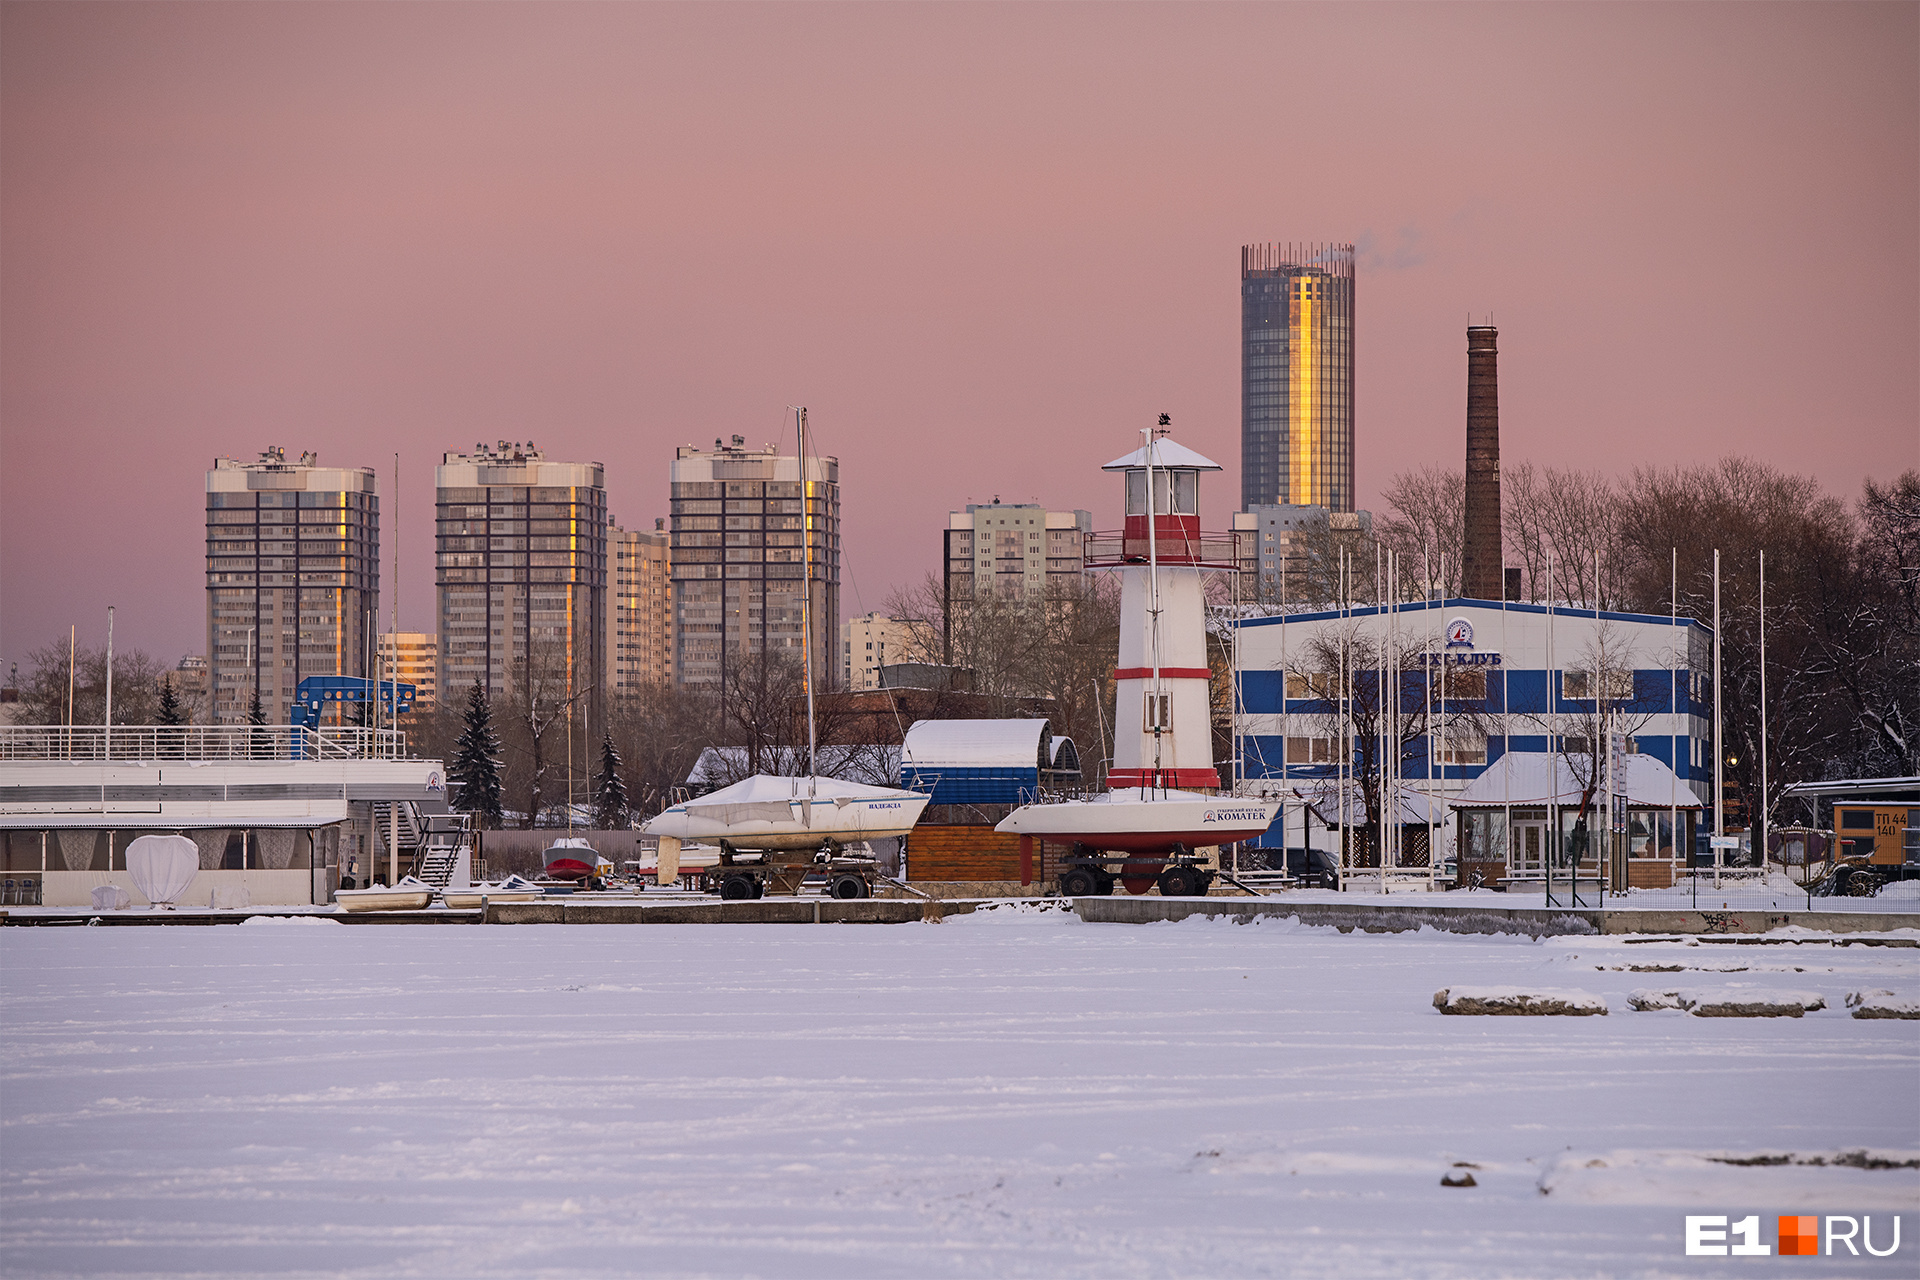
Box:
(0, 724), (410, 762)
(1083, 529), (1240, 570)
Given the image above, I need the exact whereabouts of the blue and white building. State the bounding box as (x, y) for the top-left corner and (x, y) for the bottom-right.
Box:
(1230, 597), (1711, 870)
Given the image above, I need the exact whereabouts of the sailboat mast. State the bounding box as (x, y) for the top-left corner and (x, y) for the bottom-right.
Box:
(1143, 420), (1164, 791)
(798, 406), (818, 781)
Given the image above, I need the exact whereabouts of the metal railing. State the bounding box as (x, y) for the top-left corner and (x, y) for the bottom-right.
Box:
(0, 723), (409, 762)
(1083, 529), (1242, 570)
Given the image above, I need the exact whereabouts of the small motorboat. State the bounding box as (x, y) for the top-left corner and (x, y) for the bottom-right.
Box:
(335, 876), (436, 912)
(542, 837), (598, 881)
(440, 874), (544, 909)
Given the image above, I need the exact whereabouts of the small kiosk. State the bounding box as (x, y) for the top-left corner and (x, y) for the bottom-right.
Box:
(1450, 752), (1699, 892)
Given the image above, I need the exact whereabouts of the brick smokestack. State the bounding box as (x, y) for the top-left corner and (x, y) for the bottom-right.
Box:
(1462, 325), (1503, 600)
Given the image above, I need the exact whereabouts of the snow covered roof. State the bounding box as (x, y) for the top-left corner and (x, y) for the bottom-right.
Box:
(1451, 752), (1694, 808)
(1265, 782), (1448, 826)
(1101, 438), (1223, 472)
(901, 719), (1050, 771)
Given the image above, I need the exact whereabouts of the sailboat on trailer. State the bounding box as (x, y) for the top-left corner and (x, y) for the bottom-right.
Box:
(642, 408), (930, 887)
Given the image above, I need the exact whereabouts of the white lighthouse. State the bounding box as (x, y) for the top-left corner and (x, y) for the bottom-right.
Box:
(995, 421), (1280, 897)
(1102, 433), (1224, 792)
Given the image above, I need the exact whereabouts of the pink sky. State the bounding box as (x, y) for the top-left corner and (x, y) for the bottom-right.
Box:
(3, 2), (1915, 668)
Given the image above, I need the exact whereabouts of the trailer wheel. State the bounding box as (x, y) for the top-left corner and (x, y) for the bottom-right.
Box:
(719, 874), (756, 901)
(1059, 867), (1097, 897)
(749, 876), (766, 899)
(1158, 866), (1201, 897)
(829, 873), (869, 900)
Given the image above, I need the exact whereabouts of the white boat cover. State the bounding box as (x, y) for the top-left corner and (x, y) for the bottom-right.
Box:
(1450, 752), (1693, 808)
(126, 834), (199, 906)
(681, 773), (925, 826)
(901, 719), (1051, 771)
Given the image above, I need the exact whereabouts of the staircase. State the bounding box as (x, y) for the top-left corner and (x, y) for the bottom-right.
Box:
(408, 812), (472, 888)
(411, 838), (460, 887)
(370, 801), (423, 850)
(370, 801), (427, 883)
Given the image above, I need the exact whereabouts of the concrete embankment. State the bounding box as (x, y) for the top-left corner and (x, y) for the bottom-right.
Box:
(1070, 896), (1920, 937)
(483, 898), (964, 925)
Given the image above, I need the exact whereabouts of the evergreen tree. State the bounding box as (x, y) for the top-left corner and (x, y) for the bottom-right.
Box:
(156, 677), (188, 726)
(450, 679), (504, 828)
(592, 732), (630, 829)
(246, 687), (269, 760)
(156, 676), (188, 759)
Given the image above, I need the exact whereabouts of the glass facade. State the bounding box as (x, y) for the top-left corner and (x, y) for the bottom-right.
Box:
(1241, 244), (1355, 512)
(434, 447), (607, 719)
(205, 451), (380, 724)
(670, 446), (839, 690)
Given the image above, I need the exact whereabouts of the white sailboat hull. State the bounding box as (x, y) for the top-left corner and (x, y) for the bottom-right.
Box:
(994, 789), (1279, 852)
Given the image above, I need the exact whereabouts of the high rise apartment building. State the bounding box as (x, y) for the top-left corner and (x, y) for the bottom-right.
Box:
(435, 442), (606, 718)
(1233, 504), (1372, 604)
(1241, 243), (1355, 513)
(205, 448), (379, 724)
(670, 437), (839, 690)
(608, 518), (674, 692)
(841, 612), (914, 690)
(943, 501), (1092, 607)
(377, 632), (439, 712)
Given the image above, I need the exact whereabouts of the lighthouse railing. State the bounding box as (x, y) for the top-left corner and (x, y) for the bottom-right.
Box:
(1084, 529), (1240, 570)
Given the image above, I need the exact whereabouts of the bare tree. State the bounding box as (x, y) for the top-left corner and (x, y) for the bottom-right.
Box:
(16, 639), (168, 727)
(499, 636), (590, 827)
(604, 679), (716, 818)
(1288, 625), (1485, 866)
(1379, 463), (1465, 598)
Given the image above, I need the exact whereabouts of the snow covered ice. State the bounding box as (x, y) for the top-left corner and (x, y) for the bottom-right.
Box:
(3, 910), (1916, 1277)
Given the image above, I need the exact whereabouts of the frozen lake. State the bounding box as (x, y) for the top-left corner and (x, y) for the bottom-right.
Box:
(3, 908), (1915, 1277)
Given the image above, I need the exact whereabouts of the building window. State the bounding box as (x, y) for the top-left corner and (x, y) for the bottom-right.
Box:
(1285, 736), (1333, 764)
(1562, 669), (1634, 701)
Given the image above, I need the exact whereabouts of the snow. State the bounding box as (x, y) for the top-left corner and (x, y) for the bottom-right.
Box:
(3, 915), (1916, 1277)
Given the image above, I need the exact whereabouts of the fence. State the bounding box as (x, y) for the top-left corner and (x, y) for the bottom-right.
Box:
(0, 724), (408, 762)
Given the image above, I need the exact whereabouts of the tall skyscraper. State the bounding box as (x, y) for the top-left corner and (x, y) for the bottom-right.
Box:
(608, 516), (674, 692)
(205, 447), (379, 724)
(1240, 243), (1356, 512)
(669, 436), (838, 690)
(434, 442), (606, 719)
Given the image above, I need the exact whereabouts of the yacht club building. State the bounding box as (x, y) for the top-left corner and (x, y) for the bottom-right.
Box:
(1231, 597), (1712, 879)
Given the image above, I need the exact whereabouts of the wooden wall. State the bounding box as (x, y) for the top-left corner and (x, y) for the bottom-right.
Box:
(908, 825), (1033, 882)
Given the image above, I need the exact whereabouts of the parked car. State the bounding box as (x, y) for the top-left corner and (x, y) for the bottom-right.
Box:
(1280, 847), (1341, 889)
